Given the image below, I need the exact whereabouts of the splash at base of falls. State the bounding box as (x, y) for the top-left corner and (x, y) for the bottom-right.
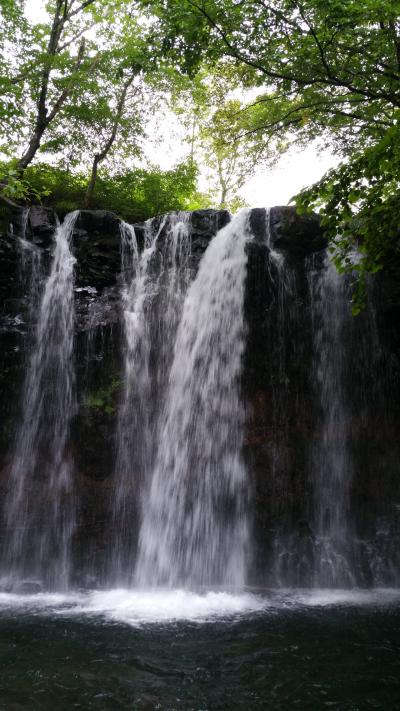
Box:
(1, 587), (400, 627)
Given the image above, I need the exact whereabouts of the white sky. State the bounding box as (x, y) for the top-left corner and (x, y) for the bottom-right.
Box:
(242, 145), (337, 207)
(24, 0), (338, 207)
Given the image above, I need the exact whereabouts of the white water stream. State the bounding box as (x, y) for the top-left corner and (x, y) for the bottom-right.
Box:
(1, 212), (79, 591)
(136, 209), (252, 588)
(111, 213), (193, 582)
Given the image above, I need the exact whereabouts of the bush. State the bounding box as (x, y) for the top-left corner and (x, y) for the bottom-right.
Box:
(0, 160), (208, 222)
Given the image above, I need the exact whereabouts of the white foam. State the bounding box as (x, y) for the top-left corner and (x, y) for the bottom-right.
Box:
(74, 589), (265, 624)
(0, 589), (399, 626)
(0, 592), (79, 609)
(289, 588), (400, 607)
(0, 589), (265, 625)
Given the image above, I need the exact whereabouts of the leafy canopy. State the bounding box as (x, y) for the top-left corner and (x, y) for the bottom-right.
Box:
(145, 0), (400, 301)
(0, 160), (206, 222)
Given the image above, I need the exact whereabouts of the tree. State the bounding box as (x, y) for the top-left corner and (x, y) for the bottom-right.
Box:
(83, 69), (138, 207)
(0, 0), (27, 124)
(161, 0), (400, 147)
(145, 0), (400, 298)
(0, 1), (152, 173)
(297, 120), (400, 313)
(172, 64), (282, 210)
(15, 0), (100, 171)
(191, 97), (263, 209)
(0, 0), (214, 209)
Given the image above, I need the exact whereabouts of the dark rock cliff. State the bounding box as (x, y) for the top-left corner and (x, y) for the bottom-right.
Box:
(0, 205), (399, 586)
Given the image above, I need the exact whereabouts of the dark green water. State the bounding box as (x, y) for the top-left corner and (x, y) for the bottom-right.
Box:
(0, 590), (400, 710)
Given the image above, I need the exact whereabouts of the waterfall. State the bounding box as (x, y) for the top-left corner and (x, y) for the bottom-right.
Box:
(308, 255), (354, 586)
(1, 204), (398, 594)
(262, 210), (315, 587)
(266, 211), (298, 501)
(1, 212), (79, 591)
(135, 209), (251, 589)
(110, 213), (193, 583)
(17, 210), (45, 321)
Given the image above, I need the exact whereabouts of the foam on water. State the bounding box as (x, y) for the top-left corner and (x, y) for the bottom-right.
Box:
(292, 588), (400, 607)
(1, 589), (399, 627)
(73, 589), (265, 624)
(0, 589), (264, 624)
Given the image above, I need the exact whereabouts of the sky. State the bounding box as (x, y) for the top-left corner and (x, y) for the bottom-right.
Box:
(24, 0), (338, 208)
(242, 144), (337, 207)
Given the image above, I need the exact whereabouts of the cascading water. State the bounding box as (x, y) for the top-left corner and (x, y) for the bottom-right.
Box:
(0, 203), (398, 596)
(111, 213), (193, 583)
(264, 217), (311, 587)
(151, 212), (193, 399)
(17, 208), (45, 322)
(307, 254), (354, 586)
(18, 238), (44, 315)
(1, 212), (79, 591)
(135, 209), (251, 588)
(265, 210), (299, 510)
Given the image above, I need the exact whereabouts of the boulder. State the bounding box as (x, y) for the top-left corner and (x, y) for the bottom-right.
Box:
(7, 206), (57, 248)
(249, 207), (267, 243)
(189, 209), (231, 256)
(14, 579), (43, 594)
(190, 208), (230, 235)
(72, 210), (122, 290)
(269, 206), (327, 257)
(27, 206), (58, 246)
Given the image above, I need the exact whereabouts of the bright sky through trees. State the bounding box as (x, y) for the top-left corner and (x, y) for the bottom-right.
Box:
(2, 0), (398, 306)
(22, 0), (338, 207)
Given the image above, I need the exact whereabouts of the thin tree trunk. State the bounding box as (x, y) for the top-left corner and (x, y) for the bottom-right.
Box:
(83, 156), (100, 208)
(16, 0), (65, 173)
(16, 0), (93, 174)
(17, 128), (47, 172)
(217, 156), (228, 209)
(83, 72), (137, 208)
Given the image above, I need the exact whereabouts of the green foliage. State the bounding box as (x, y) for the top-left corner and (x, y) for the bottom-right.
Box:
(159, 0), (399, 147)
(2, 0), (399, 287)
(91, 161), (207, 221)
(35, 166), (86, 212)
(172, 65), (280, 209)
(84, 378), (121, 416)
(3, 160), (206, 222)
(0, 160), (48, 202)
(297, 121), (400, 313)
(159, 0), (400, 299)
(0, 0), (220, 207)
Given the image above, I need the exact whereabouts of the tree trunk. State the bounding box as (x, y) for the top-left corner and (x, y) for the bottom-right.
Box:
(17, 128), (46, 173)
(83, 72), (137, 207)
(218, 186), (227, 209)
(15, 1), (89, 175)
(83, 156), (100, 208)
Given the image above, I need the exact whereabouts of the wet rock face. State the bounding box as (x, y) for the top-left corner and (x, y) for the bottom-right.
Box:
(132, 208), (231, 259)
(26, 206), (58, 245)
(73, 210), (122, 291)
(0, 204), (399, 585)
(249, 207), (268, 243)
(188, 208), (231, 236)
(269, 206), (327, 257)
(8, 205), (58, 248)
